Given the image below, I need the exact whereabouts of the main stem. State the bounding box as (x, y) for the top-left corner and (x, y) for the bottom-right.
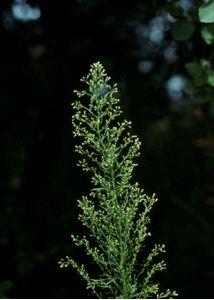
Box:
(96, 103), (129, 298)
(118, 209), (128, 298)
(110, 165), (129, 298)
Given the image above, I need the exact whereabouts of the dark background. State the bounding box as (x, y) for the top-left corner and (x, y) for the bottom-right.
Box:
(1, 0), (214, 298)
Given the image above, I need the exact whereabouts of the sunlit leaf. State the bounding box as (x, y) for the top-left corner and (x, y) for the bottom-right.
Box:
(201, 58), (210, 68)
(207, 70), (214, 86)
(199, 2), (214, 23)
(201, 24), (214, 44)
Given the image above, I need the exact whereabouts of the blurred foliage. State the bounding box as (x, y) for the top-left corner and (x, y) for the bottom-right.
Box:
(199, 1), (214, 23)
(0, 281), (14, 299)
(0, 0), (214, 298)
(201, 24), (214, 44)
(171, 20), (195, 41)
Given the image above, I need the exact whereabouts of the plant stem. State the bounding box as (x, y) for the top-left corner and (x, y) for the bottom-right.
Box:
(59, 62), (178, 299)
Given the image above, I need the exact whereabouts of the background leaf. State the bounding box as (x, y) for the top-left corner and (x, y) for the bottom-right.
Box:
(201, 24), (214, 44)
(199, 2), (214, 23)
(165, 2), (184, 18)
(171, 20), (195, 41)
(0, 281), (14, 298)
(185, 61), (207, 86)
(207, 70), (214, 86)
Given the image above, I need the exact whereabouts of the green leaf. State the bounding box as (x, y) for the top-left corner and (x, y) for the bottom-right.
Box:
(201, 24), (214, 44)
(0, 280), (13, 298)
(183, 79), (196, 96)
(186, 59), (214, 88)
(199, 2), (214, 23)
(165, 2), (184, 18)
(207, 70), (214, 86)
(185, 61), (207, 86)
(171, 20), (195, 41)
(201, 58), (210, 68)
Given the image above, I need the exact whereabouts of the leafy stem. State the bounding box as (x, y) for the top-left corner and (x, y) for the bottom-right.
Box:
(59, 62), (178, 299)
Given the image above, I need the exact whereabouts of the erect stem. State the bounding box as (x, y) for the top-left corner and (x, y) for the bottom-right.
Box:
(110, 164), (129, 298)
(95, 100), (129, 298)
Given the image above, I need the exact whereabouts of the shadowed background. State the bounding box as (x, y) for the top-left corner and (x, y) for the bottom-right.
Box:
(0, 0), (214, 298)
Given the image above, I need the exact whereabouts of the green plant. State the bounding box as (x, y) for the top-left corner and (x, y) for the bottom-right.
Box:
(59, 62), (177, 298)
